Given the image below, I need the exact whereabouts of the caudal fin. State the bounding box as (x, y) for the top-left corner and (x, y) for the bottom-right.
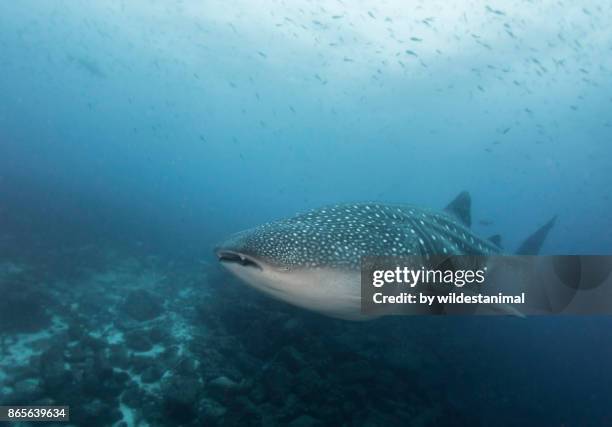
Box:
(516, 216), (557, 255)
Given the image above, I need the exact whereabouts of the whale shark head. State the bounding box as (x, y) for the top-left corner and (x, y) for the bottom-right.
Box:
(215, 221), (365, 319)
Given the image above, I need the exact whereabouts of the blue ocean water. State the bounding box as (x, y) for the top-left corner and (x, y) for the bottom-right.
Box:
(0, 1), (611, 426)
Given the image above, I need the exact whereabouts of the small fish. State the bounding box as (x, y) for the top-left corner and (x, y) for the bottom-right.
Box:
(68, 55), (106, 78)
(485, 5), (506, 15)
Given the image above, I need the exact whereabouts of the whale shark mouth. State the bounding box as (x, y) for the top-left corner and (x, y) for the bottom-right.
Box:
(216, 250), (263, 270)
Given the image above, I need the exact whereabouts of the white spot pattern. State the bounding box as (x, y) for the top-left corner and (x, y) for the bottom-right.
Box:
(225, 203), (500, 270)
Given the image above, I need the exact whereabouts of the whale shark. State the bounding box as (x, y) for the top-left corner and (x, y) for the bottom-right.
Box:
(215, 192), (556, 320)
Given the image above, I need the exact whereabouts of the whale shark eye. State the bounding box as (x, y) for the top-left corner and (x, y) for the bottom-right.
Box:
(217, 251), (262, 270)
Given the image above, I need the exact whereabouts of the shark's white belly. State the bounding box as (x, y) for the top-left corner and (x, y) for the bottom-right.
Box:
(222, 263), (373, 320)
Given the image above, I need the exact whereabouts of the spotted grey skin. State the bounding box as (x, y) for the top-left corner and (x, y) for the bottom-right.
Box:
(215, 192), (554, 320)
(222, 203), (499, 271)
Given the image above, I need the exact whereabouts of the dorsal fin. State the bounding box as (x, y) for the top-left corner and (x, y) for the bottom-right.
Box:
(444, 191), (471, 227)
(488, 234), (502, 247)
(516, 216), (557, 255)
